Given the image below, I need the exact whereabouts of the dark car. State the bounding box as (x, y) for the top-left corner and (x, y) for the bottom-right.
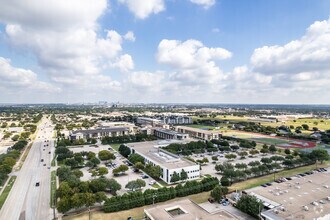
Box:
(142, 175), (149, 179)
(286, 177), (292, 180)
(35, 182), (40, 187)
(265, 183), (272, 186)
(208, 198), (215, 203)
(261, 184), (267, 187)
(48, 151), (51, 154)
(41, 159), (44, 162)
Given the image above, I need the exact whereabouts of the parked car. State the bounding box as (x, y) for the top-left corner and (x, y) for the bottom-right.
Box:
(208, 198), (215, 203)
(141, 175), (149, 179)
(149, 180), (156, 185)
(35, 182), (40, 187)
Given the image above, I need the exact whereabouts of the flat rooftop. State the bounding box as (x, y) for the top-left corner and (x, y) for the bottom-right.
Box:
(246, 170), (330, 219)
(72, 126), (129, 135)
(144, 199), (239, 220)
(154, 128), (186, 136)
(126, 140), (197, 169)
(176, 126), (218, 134)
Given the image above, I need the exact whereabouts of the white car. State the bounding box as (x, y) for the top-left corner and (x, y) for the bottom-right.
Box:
(149, 180), (156, 185)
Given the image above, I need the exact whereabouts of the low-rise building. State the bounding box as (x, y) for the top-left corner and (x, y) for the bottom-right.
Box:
(137, 117), (162, 126)
(154, 128), (189, 140)
(161, 116), (193, 125)
(245, 169), (330, 220)
(126, 140), (200, 184)
(144, 199), (240, 220)
(175, 126), (220, 140)
(69, 126), (129, 140)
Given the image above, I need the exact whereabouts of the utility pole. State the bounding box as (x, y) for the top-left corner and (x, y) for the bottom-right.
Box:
(152, 194), (157, 205)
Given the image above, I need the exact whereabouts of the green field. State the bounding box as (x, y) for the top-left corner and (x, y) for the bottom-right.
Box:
(50, 171), (57, 208)
(110, 144), (121, 152)
(186, 124), (216, 129)
(223, 131), (290, 145)
(0, 176), (16, 209)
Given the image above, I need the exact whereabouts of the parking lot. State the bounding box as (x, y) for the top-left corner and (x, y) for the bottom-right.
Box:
(70, 144), (159, 195)
(191, 151), (275, 177)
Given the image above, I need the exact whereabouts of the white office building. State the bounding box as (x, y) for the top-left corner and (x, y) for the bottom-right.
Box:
(126, 140), (200, 184)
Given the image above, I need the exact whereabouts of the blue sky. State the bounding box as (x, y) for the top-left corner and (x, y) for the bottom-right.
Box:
(0, 0), (330, 104)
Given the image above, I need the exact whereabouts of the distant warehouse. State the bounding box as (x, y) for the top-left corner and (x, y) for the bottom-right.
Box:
(175, 126), (220, 141)
(126, 140), (200, 184)
(69, 126), (130, 141)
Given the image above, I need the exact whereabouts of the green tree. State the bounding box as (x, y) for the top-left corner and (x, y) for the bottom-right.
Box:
(134, 162), (144, 171)
(236, 195), (263, 218)
(125, 179), (146, 191)
(98, 150), (116, 161)
(106, 178), (121, 195)
(180, 169), (188, 181)
(284, 149), (291, 155)
(98, 167), (109, 176)
(302, 124), (309, 130)
(269, 145), (277, 153)
(210, 185), (228, 201)
(170, 171), (181, 183)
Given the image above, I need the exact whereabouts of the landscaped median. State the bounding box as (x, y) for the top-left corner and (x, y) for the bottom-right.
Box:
(0, 176), (17, 209)
(50, 171), (57, 208)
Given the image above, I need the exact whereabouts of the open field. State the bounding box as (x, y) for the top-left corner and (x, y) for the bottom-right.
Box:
(0, 176), (16, 209)
(63, 191), (210, 220)
(260, 118), (330, 131)
(110, 143), (121, 151)
(223, 130), (316, 149)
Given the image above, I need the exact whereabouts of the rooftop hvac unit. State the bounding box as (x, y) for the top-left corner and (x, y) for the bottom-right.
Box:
(303, 206), (309, 211)
(319, 200), (326, 204)
(284, 190), (289, 193)
(327, 197), (330, 201)
(308, 180), (312, 183)
(280, 207), (286, 211)
(274, 209), (279, 214)
(323, 185), (329, 189)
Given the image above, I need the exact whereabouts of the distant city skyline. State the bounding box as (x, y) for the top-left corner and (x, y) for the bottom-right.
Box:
(0, 0), (330, 104)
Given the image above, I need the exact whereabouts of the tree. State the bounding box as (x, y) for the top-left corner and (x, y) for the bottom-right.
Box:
(98, 150), (115, 161)
(225, 154), (237, 160)
(202, 157), (209, 163)
(210, 185), (228, 201)
(145, 164), (161, 179)
(125, 179), (146, 191)
(134, 162), (144, 171)
(128, 154), (145, 164)
(235, 163), (247, 170)
(309, 149), (329, 164)
(72, 169), (84, 178)
(98, 167), (109, 176)
(260, 148), (269, 154)
(211, 156), (218, 162)
(118, 144), (131, 157)
(180, 169), (188, 181)
(220, 176), (230, 186)
(118, 164), (129, 173)
(106, 178), (121, 195)
(238, 151), (248, 158)
(57, 182), (74, 198)
(236, 195), (263, 219)
(284, 149), (291, 155)
(269, 145), (277, 153)
(170, 171), (181, 183)
(261, 158), (272, 164)
(302, 124), (309, 130)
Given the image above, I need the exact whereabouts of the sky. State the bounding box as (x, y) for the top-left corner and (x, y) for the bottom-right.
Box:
(0, 0), (330, 104)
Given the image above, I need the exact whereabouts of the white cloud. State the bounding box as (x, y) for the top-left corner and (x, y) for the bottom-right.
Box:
(0, 0), (134, 93)
(124, 31), (136, 42)
(0, 57), (60, 92)
(190, 0), (216, 9)
(118, 0), (165, 19)
(112, 54), (135, 72)
(157, 39), (231, 69)
(251, 19), (330, 75)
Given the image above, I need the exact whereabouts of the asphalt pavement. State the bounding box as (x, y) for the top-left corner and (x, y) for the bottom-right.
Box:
(0, 117), (55, 220)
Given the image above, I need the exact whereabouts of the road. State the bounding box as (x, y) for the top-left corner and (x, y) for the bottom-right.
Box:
(0, 117), (55, 220)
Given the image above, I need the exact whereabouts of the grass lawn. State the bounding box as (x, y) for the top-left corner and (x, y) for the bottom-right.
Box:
(110, 144), (121, 152)
(229, 161), (330, 191)
(151, 183), (160, 189)
(260, 118), (330, 131)
(63, 191), (210, 220)
(50, 171), (57, 208)
(51, 155), (57, 167)
(0, 176), (17, 210)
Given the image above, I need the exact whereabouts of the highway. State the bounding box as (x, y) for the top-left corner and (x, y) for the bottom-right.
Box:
(0, 117), (55, 220)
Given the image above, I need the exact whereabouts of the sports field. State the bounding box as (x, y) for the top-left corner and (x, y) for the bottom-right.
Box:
(223, 130), (316, 149)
